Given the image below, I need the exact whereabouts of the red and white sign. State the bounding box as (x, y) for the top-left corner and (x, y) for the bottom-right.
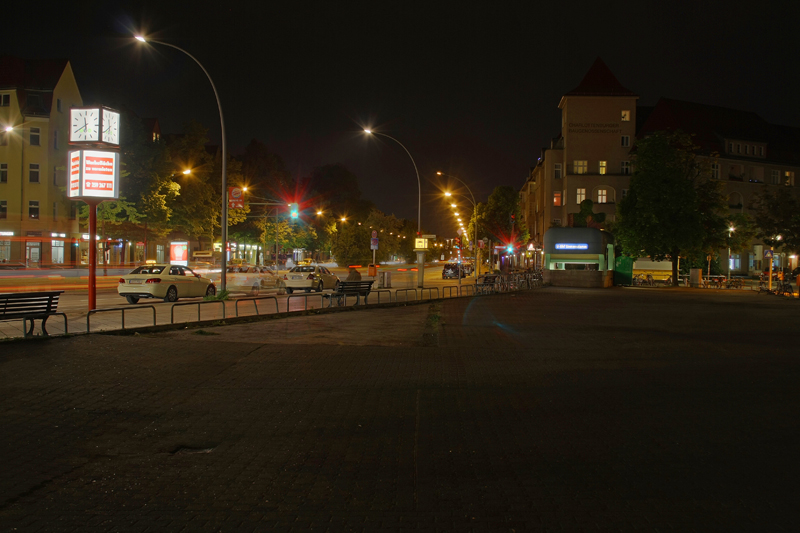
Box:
(170, 241), (189, 266)
(228, 187), (244, 209)
(67, 150), (119, 199)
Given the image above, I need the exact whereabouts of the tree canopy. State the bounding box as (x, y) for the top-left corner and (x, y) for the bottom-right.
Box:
(615, 131), (726, 284)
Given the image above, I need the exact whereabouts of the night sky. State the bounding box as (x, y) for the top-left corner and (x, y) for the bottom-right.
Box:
(5, 1), (799, 235)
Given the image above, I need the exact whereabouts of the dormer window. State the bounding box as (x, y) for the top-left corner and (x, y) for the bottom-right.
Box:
(621, 110), (630, 122)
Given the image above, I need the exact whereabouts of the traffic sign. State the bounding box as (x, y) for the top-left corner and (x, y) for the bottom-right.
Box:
(372, 230), (378, 239)
(370, 238), (379, 250)
(764, 250), (774, 258)
(421, 234), (436, 239)
(457, 228), (463, 236)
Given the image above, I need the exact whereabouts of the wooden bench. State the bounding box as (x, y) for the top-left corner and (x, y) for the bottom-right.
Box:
(0, 291), (66, 338)
(325, 280), (374, 307)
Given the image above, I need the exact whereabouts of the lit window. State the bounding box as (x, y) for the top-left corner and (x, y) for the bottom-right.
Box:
(29, 164), (40, 183)
(597, 189), (608, 203)
(621, 110), (630, 121)
(785, 171), (795, 187)
(711, 163), (720, 179)
(554, 163), (562, 179)
(574, 160), (587, 174)
(553, 191), (562, 206)
(576, 188), (586, 203)
(30, 128), (40, 146)
(621, 161), (631, 175)
(29, 201), (40, 219)
(621, 136), (630, 147)
(599, 161), (607, 175)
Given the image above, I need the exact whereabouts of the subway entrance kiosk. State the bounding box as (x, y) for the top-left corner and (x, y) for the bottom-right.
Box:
(542, 227), (615, 287)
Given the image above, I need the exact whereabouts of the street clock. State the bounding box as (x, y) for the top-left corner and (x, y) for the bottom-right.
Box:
(69, 106), (120, 147)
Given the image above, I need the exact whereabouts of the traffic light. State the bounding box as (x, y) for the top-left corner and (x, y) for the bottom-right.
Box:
(289, 203), (299, 219)
(507, 244), (514, 253)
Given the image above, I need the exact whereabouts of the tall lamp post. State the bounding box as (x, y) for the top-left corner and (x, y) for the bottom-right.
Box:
(135, 35), (229, 291)
(364, 130), (424, 288)
(727, 226), (735, 281)
(440, 172), (480, 279)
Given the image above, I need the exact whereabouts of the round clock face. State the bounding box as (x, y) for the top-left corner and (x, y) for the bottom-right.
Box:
(70, 108), (100, 142)
(102, 109), (120, 145)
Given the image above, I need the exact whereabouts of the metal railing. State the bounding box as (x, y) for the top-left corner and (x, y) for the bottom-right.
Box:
(460, 284), (476, 296)
(235, 296), (280, 317)
(419, 287), (439, 300)
(170, 300), (227, 324)
(395, 288), (417, 302)
(371, 289), (393, 304)
(87, 305), (157, 333)
(287, 293), (325, 312)
(443, 286), (459, 298)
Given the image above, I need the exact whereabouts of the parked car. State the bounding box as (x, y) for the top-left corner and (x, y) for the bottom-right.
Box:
(118, 264), (215, 304)
(206, 265), (279, 295)
(442, 263), (465, 279)
(281, 265), (339, 293)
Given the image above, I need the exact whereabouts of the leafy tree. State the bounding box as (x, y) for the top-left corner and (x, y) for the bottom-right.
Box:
(753, 186), (800, 252)
(615, 131), (726, 285)
(571, 199), (606, 228)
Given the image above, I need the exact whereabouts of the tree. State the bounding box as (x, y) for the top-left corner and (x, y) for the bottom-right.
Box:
(753, 186), (800, 253)
(571, 199), (606, 228)
(615, 131), (726, 285)
(481, 186), (530, 246)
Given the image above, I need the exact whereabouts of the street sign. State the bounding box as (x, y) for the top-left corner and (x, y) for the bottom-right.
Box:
(457, 228), (463, 236)
(764, 250), (774, 258)
(228, 187), (244, 209)
(478, 240), (485, 249)
(372, 230), (378, 238)
(370, 238), (379, 250)
(414, 238), (428, 250)
(421, 234), (436, 239)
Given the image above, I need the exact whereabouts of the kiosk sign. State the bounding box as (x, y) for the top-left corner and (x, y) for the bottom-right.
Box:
(67, 150), (120, 199)
(555, 243), (589, 250)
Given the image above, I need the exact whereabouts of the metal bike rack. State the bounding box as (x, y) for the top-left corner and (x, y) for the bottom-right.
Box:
(170, 300), (226, 324)
(394, 288), (417, 302)
(287, 293), (325, 312)
(235, 296), (280, 317)
(87, 305), (157, 333)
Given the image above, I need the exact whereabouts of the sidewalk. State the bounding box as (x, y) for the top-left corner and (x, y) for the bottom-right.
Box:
(1, 287), (798, 530)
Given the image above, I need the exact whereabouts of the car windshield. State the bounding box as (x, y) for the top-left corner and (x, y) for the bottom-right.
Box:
(130, 266), (165, 274)
(290, 266), (316, 273)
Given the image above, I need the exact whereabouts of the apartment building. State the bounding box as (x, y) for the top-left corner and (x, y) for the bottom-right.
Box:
(0, 56), (83, 266)
(521, 58), (800, 274)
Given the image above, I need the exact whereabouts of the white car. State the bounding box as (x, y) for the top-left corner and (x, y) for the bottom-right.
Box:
(282, 265), (340, 293)
(118, 264), (216, 304)
(208, 265), (279, 296)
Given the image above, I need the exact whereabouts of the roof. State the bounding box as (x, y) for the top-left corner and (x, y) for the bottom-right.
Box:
(563, 58), (637, 98)
(637, 98), (800, 165)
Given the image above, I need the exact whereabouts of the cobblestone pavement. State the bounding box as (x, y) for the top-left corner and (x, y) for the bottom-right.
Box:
(1, 287), (798, 531)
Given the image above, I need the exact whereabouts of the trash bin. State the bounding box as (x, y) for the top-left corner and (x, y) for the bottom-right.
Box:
(378, 271), (392, 289)
(368, 264), (378, 277)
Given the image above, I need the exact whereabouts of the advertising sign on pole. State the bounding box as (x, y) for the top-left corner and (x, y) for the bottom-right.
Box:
(228, 187), (244, 209)
(67, 150), (120, 199)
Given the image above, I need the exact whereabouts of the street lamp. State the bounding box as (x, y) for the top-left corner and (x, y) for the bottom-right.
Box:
(727, 226), (735, 281)
(438, 172), (480, 278)
(135, 34), (229, 291)
(364, 129), (424, 288)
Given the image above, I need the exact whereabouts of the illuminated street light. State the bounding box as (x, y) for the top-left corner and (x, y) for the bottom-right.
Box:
(364, 129), (424, 287)
(727, 225), (736, 281)
(317, 210), (323, 216)
(182, 169), (191, 175)
(439, 172), (480, 278)
(135, 34), (230, 290)
(4, 126), (12, 132)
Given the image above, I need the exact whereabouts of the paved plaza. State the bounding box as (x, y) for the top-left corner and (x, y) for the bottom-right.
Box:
(1, 287), (799, 531)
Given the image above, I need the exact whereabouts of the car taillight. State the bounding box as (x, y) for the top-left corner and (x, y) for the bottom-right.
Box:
(118, 278), (126, 284)
(145, 278), (161, 284)
(307, 274), (315, 280)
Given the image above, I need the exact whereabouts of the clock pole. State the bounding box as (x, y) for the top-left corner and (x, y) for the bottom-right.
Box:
(87, 199), (99, 310)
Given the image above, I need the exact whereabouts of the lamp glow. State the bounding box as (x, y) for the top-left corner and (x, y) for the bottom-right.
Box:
(134, 35), (146, 42)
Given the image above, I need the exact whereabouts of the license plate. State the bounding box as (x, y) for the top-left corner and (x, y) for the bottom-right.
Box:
(291, 275), (302, 280)
(129, 279), (144, 284)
